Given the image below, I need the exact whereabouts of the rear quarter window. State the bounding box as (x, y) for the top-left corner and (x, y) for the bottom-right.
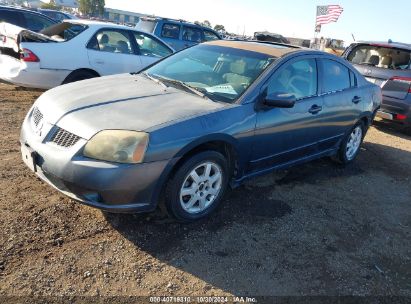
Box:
(135, 19), (156, 33)
(203, 30), (220, 41)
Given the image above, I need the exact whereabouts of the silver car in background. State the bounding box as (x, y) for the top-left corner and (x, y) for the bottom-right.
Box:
(343, 41), (411, 134)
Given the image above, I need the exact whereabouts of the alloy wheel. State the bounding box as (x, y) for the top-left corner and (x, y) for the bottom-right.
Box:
(179, 161), (223, 214)
(346, 126), (363, 160)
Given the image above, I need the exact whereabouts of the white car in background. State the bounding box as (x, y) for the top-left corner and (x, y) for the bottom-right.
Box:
(0, 20), (174, 89)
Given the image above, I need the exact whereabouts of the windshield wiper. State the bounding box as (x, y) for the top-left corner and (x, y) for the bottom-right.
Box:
(140, 72), (167, 88)
(154, 76), (207, 99)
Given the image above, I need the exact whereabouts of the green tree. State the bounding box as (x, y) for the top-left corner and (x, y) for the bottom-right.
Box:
(41, 1), (61, 10)
(79, 0), (105, 17)
(214, 24), (225, 32)
(202, 20), (211, 28)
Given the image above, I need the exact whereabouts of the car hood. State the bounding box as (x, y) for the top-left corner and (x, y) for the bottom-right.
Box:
(36, 74), (227, 139)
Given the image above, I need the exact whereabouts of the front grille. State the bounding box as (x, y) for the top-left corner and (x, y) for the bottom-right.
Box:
(50, 127), (81, 148)
(32, 107), (43, 127)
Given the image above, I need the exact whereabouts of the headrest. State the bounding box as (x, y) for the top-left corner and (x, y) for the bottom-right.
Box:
(230, 60), (246, 75)
(99, 34), (109, 44)
(117, 41), (129, 53)
(381, 56), (392, 66)
(369, 55), (380, 66)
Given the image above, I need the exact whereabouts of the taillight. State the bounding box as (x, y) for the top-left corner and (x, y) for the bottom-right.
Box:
(20, 48), (39, 62)
(396, 114), (407, 120)
(390, 76), (411, 93)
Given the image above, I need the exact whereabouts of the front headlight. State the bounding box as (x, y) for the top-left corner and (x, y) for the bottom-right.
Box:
(83, 130), (149, 164)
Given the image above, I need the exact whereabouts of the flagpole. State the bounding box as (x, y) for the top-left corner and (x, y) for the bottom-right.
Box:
(313, 6), (318, 49)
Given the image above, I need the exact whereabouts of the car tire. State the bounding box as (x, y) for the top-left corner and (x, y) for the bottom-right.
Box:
(402, 125), (411, 136)
(334, 121), (365, 165)
(165, 151), (229, 222)
(62, 70), (99, 85)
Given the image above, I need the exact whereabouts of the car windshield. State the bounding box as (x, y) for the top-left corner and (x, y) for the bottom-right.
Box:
(144, 44), (276, 103)
(347, 44), (411, 70)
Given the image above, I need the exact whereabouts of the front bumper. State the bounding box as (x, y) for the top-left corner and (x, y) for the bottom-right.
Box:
(0, 55), (70, 89)
(20, 114), (174, 213)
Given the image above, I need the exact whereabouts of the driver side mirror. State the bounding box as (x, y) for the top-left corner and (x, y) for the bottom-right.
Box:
(264, 92), (296, 108)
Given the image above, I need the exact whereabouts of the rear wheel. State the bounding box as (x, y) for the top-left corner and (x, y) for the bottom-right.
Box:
(165, 151), (229, 222)
(402, 125), (411, 136)
(334, 121), (365, 164)
(62, 70), (99, 85)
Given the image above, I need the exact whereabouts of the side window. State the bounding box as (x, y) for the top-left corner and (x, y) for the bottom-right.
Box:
(23, 13), (54, 32)
(161, 23), (180, 39)
(88, 30), (134, 54)
(42, 11), (57, 20)
(133, 32), (172, 58)
(322, 59), (350, 93)
(349, 70), (357, 87)
(0, 10), (24, 26)
(267, 59), (317, 100)
(182, 26), (202, 42)
(55, 13), (67, 22)
(203, 30), (220, 41)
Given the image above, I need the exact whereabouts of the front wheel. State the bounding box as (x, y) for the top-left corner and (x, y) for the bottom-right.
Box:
(334, 121), (365, 165)
(165, 151), (229, 222)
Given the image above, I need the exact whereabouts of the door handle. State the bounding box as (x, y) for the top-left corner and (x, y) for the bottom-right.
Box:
(352, 96), (362, 104)
(308, 105), (322, 114)
(95, 59), (105, 64)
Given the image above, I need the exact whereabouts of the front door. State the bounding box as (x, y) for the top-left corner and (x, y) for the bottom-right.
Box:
(131, 31), (174, 68)
(249, 57), (327, 173)
(87, 28), (143, 76)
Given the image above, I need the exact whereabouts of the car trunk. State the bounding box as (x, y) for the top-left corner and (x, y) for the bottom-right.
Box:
(0, 22), (67, 60)
(345, 43), (411, 100)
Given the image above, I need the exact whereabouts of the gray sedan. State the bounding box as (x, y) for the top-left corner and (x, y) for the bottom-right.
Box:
(21, 40), (381, 222)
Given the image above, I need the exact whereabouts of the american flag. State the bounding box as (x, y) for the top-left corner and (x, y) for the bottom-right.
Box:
(316, 5), (344, 25)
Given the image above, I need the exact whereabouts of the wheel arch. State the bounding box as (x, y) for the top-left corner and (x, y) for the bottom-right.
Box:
(62, 68), (100, 84)
(151, 134), (240, 207)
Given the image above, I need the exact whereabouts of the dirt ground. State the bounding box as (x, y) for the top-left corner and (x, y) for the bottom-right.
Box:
(0, 83), (410, 298)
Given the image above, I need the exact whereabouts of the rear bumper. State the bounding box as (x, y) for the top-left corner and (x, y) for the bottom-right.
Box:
(0, 55), (70, 89)
(378, 95), (411, 125)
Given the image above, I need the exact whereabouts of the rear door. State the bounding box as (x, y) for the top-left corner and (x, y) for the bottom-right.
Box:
(87, 28), (143, 76)
(131, 31), (173, 67)
(318, 58), (365, 146)
(158, 22), (183, 50)
(250, 56), (326, 172)
(181, 25), (202, 49)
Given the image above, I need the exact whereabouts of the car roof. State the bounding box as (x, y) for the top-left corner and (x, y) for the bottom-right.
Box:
(140, 16), (219, 32)
(352, 41), (411, 50)
(205, 40), (302, 57)
(0, 5), (39, 13)
(0, 5), (57, 21)
(65, 19), (133, 29)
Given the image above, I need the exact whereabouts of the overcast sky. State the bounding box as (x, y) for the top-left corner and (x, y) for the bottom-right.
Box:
(105, 0), (411, 44)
